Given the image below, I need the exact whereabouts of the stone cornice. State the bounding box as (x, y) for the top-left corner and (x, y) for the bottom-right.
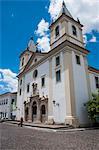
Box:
(50, 32), (84, 45)
(88, 66), (99, 74)
(18, 40), (89, 78)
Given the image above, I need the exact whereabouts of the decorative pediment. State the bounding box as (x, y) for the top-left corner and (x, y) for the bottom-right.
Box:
(21, 52), (46, 76)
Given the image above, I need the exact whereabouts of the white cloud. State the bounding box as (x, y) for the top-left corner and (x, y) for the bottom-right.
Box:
(83, 35), (88, 45)
(48, 0), (99, 33)
(36, 0), (99, 52)
(35, 18), (50, 52)
(0, 69), (18, 93)
(0, 85), (4, 90)
(89, 36), (97, 42)
(35, 18), (49, 37)
(37, 35), (50, 52)
(48, 0), (62, 21)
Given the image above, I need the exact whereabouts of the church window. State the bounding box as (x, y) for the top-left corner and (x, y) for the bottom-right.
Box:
(95, 76), (99, 89)
(11, 99), (15, 104)
(33, 70), (38, 78)
(56, 56), (60, 66)
(6, 99), (8, 104)
(72, 25), (77, 36)
(5, 112), (6, 118)
(19, 89), (22, 95)
(20, 79), (22, 85)
(27, 84), (30, 93)
(34, 58), (37, 62)
(4, 99), (5, 105)
(56, 70), (61, 82)
(55, 25), (60, 37)
(22, 57), (24, 66)
(76, 55), (81, 65)
(41, 76), (45, 87)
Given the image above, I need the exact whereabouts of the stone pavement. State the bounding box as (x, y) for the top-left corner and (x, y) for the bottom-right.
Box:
(0, 122), (99, 150)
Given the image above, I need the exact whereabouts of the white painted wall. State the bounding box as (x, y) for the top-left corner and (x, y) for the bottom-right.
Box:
(0, 93), (17, 119)
(51, 52), (66, 123)
(68, 22), (83, 47)
(17, 51), (67, 124)
(72, 51), (89, 125)
(17, 50), (98, 125)
(17, 60), (50, 120)
(89, 72), (99, 93)
(50, 22), (64, 45)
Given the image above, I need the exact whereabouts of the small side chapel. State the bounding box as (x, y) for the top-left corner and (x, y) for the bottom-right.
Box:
(17, 1), (99, 127)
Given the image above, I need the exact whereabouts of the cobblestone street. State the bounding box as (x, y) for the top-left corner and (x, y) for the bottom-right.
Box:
(0, 123), (99, 150)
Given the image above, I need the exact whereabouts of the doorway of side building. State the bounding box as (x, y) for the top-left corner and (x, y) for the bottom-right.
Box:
(32, 101), (37, 122)
(40, 105), (46, 123)
(25, 107), (29, 121)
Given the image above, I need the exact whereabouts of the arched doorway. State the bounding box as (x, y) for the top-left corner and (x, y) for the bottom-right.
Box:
(25, 107), (29, 121)
(32, 101), (37, 122)
(40, 105), (46, 123)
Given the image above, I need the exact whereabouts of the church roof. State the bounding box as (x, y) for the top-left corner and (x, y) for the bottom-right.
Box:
(50, 1), (83, 28)
(58, 1), (73, 19)
(19, 37), (39, 58)
(28, 37), (36, 52)
(88, 66), (99, 74)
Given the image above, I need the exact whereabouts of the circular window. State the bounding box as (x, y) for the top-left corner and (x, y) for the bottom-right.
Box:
(33, 70), (38, 78)
(34, 58), (37, 62)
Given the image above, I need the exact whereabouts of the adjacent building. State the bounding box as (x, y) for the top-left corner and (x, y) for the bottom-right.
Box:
(89, 66), (99, 93)
(16, 2), (99, 127)
(0, 92), (17, 120)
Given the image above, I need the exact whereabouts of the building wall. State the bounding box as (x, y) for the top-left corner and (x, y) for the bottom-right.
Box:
(72, 51), (89, 125)
(50, 22), (66, 46)
(17, 60), (50, 120)
(0, 96), (10, 119)
(17, 50), (67, 124)
(10, 94), (17, 119)
(68, 22), (84, 47)
(0, 93), (17, 120)
(51, 51), (66, 123)
(17, 48), (99, 125)
(89, 71), (99, 93)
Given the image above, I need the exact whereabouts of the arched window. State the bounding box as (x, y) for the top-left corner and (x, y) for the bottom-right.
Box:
(22, 57), (24, 66)
(72, 25), (77, 36)
(33, 69), (38, 78)
(55, 25), (60, 37)
(32, 101), (37, 115)
(41, 105), (46, 115)
(34, 58), (37, 63)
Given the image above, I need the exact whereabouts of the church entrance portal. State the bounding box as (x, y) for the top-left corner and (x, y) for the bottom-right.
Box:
(25, 107), (29, 121)
(40, 105), (46, 123)
(32, 101), (37, 122)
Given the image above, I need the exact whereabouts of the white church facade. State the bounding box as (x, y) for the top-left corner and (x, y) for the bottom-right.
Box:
(17, 2), (99, 127)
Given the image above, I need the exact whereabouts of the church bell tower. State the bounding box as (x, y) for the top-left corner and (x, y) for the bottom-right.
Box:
(19, 37), (36, 73)
(50, 1), (84, 50)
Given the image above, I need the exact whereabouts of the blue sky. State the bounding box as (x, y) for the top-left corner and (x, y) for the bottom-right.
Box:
(0, 0), (99, 94)
(0, 0), (50, 73)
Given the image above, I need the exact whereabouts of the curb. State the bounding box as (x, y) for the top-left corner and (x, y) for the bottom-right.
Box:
(3, 121), (99, 132)
(4, 121), (73, 130)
